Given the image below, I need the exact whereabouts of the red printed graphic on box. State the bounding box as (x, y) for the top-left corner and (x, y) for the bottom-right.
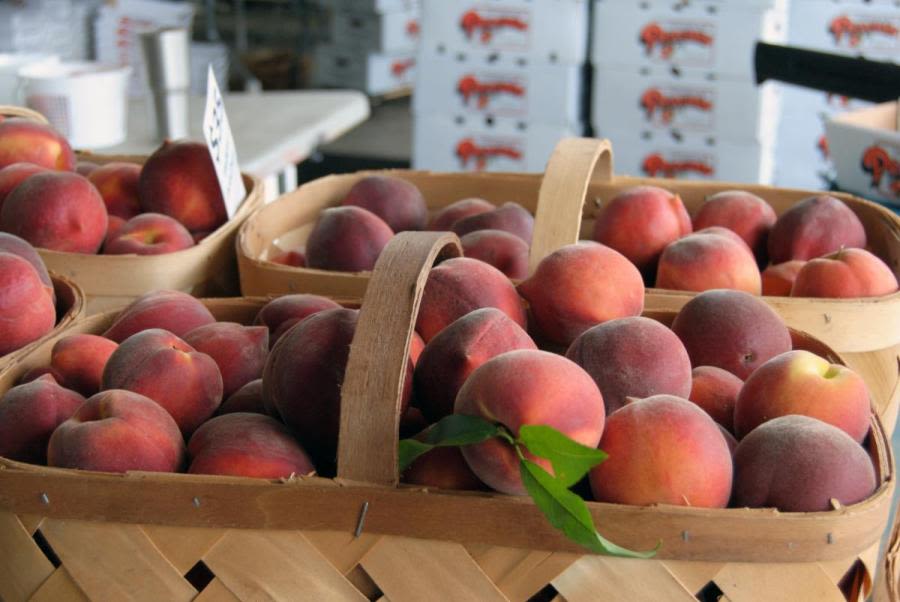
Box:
(407, 19), (420, 38)
(642, 151), (716, 179)
(829, 14), (899, 50)
(458, 74), (526, 110)
(456, 136), (524, 171)
(639, 20), (715, 65)
(640, 86), (715, 128)
(459, 7), (530, 48)
(391, 59), (415, 78)
(861, 143), (900, 201)
(818, 135), (830, 160)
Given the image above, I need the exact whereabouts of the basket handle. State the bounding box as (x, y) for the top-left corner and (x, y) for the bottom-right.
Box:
(336, 231), (463, 486)
(0, 105), (49, 124)
(528, 137), (614, 274)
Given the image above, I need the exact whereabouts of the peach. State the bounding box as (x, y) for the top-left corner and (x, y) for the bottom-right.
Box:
(689, 366), (743, 432)
(671, 289), (792, 379)
(0, 162), (46, 213)
(0, 171), (108, 253)
(139, 140), (227, 232)
(18, 366), (61, 385)
(103, 213), (195, 255)
(518, 242), (644, 347)
(184, 322), (268, 398)
(692, 190), (776, 264)
(0, 374), (85, 463)
(429, 197), (495, 231)
(768, 195), (867, 263)
(656, 227), (762, 294)
(269, 248), (306, 267)
(451, 202), (534, 244)
(87, 162), (142, 219)
(732, 415), (876, 512)
(0, 232), (53, 299)
(734, 350), (871, 442)
(105, 216), (127, 245)
(101, 328), (223, 435)
(719, 424), (738, 456)
(592, 185), (692, 273)
(218, 379), (266, 415)
(791, 248), (898, 298)
(341, 175), (428, 232)
(455, 349), (605, 495)
(761, 260), (806, 296)
(589, 395), (732, 507)
(305, 206), (394, 272)
(399, 406), (428, 438)
(416, 257), (527, 343)
(402, 429), (486, 491)
(188, 413), (314, 478)
(75, 161), (99, 176)
(460, 229), (529, 279)
(50, 334), (118, 396)
(47, 389), (185, 473)
(566, 316), (692, 415)
(103, 290), (216, 342)
(415, 308), (536, 422)
(409, 331), (425, 366)
(0, 252), (56, 356)
(0, 117), (75, 171)
(253, 294), (342, 348)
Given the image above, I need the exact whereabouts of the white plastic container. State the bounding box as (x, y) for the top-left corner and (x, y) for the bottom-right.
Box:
(17, 61), (131, 148)
(0, 53), (58, 105)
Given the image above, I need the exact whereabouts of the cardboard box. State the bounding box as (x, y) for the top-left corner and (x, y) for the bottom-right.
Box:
(412, 114), (583, 172)
(333, 0), (419, 13)
(592, 66), (780, 143)
(313, 45), (415, 95)
(789, 0), (900, 61)
(331, 7), (420, 54)
(592, 0), (787, 79)
(413, 51), (583, 128)
(826, 102), (899, 205)
(419, 0), (589, 64)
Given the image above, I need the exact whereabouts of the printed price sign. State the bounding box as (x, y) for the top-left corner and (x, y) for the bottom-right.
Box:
(203, 65), (246, 218)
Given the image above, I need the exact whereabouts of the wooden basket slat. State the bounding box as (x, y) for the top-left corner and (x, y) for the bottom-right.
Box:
(359, 537), (508, 602)
(844, 344), (900, 436)
(713, 562), (848, 602)
(19, 514), (45, 537)
(466, 546), (578, 602)
(662, 560), (727, 595)
(28, 567), (89, 602)
(0, 512), (55, 601)
(552, 556), (698, 602)
(191, 578), (241, 602)
(39, 519), (196, 602)
(305, 531), (382, 575)
(345, 565), (382, 600)
(141, 525), (227, 575)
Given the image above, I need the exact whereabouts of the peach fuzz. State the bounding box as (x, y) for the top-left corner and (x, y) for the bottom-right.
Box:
(0, 232), (53, 299)
(47, 389), (185, 473)
(451, 202), (534, 244)
(460, 229), (529, 280)
(455, 349), (605, 495)
(218, 379), (266, 415)
(566, 316), (692, 415)
(188, 412), (314, 478)
(692, 190), (776, 264)
(592, 185), (691, 273)
(1, 171), (108, 253)
(689, 366), (743, 432)
(791, 248), (898, 299)
(732, 415), (876, 512)
(50, 334), (119, 396)
(103, 290), (216, 342)
(0, 374), (85, 464)
(103, 213), (195, 256)
(671, 289), (792, 380)
(656, 227), (762, 294)
(0, 162), (46, 212)
(589, 395), (732, 508)
(518, 242), (644, 347)
(402, 432), (486, 491)
(733, 350), (871, 443)
(341, 175), (428, 232)
(305, 206), (394, 272)
(253, 294), (341, 348)
(767, 194), (866, 263)
(87, 162), (142, 219)
(416, 257), (526, 343)
(184, 322), (269, 398)
(0, 117), (75, 171)
(414, 307), (536, 422)
(101, 328), (223, 436)
(0, 252), (56, 356)
(761, 260), (806, 296)
(428, 198), (495, 231)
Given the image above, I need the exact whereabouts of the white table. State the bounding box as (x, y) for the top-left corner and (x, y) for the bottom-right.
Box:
(95, 90), (370, 200)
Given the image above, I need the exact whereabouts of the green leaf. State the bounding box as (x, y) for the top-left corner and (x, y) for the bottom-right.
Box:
(398, 414), (503, 472)
(519, 458), (658, 559)
(518, 425), (608, 488)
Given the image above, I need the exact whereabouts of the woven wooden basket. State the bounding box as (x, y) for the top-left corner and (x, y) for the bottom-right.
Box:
(0, 105), (264, 314)
(0, 232), (895, 602)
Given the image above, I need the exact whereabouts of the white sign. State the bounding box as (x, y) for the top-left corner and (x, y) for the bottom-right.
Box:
(203, 65), (246, 218)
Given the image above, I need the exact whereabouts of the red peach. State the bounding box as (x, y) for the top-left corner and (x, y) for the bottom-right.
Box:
(768, 195), (867, 263)
(688, 366), (743, 432)
(761, 260), (806, 296)
(253, 294), (342, 348)
(0, 252), (56, 356)
(341, 175), (428, 232)
(87, 162), (142, 219)
(76, 161), (99, 176)
(428, 198), (495, 231)
(0, 162), (46, 214)
(460, 229), (529, 279)
(692, 190), (776, 264)
(402, 428), (486, 491)
(409, 331), (425, 366)
(656, 227), (762, 294)
(791, 248), (898, 298)
(218, 379), (266, 415)
(0, 118), (75, 171)
(50, 334), (118, 396)
(103, 290), (216, 343)
(269, 248), (306, 267)
(305, 206), (395, 272)
(452, 202), (534, 244)
(0, 232), (53, 299)
(184, 322), (269, 399)
(103, 213), (195, 255)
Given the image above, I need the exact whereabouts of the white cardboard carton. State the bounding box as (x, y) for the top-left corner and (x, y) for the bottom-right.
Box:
(333, 0), (419, 13)
(826, 102), (900, 205)
(413, 51), (583, 128)
(419, 0), (589, 65)
(413, 114), (583, 172)
(592, 66), (780, 143)
(331, 7), (420, 54)
(313, 45), (415, 95)
(789, 0), (900, 61)
(592, 0), (787, 80)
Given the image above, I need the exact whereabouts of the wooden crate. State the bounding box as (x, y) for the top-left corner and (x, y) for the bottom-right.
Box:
(0, 232), (895, 602)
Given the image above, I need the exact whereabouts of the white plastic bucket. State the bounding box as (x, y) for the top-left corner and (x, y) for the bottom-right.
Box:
(17, 61), (131, 149)
(0, 54), (59, 105)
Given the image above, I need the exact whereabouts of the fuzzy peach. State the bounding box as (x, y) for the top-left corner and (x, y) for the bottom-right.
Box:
(218, 379), (266, 415)
(656, 227), (762, 294)
(103, 290), (216, 343)
(103, 213), (195, 255)
(0, 252), (56, 356)
(688, 366), (743, 432)
(429, 198), (495, 231)
(460, 229), (529, 279)
(451, 202), (534, 244)
(761, 260), (806, 296)
(50, 334), (118, 396)
(253, 294), (342, 348)
(768, 195), (866, 263)
(791, 248), (898, 298)
(184, 322), (269, 399)
(341, 175), (428, 232)
(0, 117), (75, 171)
(692, 190), (776, 264)
(305, 206), (394, 272)
(0, 162), (46, 213)
(87, 161), (142, 219)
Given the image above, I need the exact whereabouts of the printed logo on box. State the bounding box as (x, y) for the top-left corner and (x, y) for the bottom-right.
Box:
(456, 136), (524, 171)
(861, 143), (900, 200)
(457, 74), (526, 112)
(639, 20), (715, 65)
(459, 7), (530, 49)
(407, 19), (420, 38)
(640, 86), (715, 129)
(817, 135), (830, 160)
(828, 14), (899, 51)
(391, 59), (415, 78)
(642, 151), (716, 179)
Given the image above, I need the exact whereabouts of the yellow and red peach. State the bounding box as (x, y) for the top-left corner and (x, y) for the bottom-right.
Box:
(791, 248), (898, 298)
(0, 117), (75, 171)
(429, 198), (495, 231)
(0, 232), (53, 299)
(341, 175), (428, 232)
(692, 190), (776, 264)
(103, 213), (195, 255)
(656, 227), (762, 294)
(184, 322), (268, 399)
(305, 206), (395, 272)
(50, 334), (118, 396)
(0, 162), (46, 213)
(87, 161), (142, 219)
(460, 229), (529, 279)
(761, 260), (806, 296)
(768, 195), (867, 263)
(102, 290), (216, 342)
(0, 252), (56, 355)
(688, 366), (743, 432)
